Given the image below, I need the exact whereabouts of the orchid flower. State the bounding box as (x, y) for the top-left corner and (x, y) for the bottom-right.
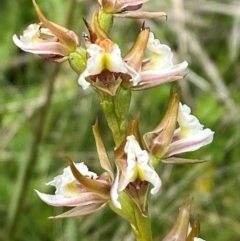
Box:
(164, 103), (214, 158)
(78, 38), (140, 91)
(127, 30), (188, 91)
(78, 26), (187, 95)
(98, 0), (166, 19)
(111, 135), (161, 209)
(35, 160), (112, 218)
(13, 0), (79, 62)
(144, 90), (214, 163)
(35, 121), (116, 218)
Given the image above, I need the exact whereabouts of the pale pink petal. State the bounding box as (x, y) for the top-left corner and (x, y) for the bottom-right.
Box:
(46, 162), (98, 197)
(140, 61), (188, 81)
(13, 34), (70, 56)
(166, 128), (214, 157)
(164, 103), (214, 156)
(35, 190), (104, 207)
(133, 61), (188, 90)
(13, 23), (71, 56)
(49, 203), (106, 218)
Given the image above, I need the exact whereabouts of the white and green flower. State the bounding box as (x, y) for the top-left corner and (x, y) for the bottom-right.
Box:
(35, 161), (111, 218)
(13, 0), (79, 62)
(111, 135), (161, 208)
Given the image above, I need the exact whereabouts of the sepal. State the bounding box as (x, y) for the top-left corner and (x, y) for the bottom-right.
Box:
(144, 89), (180, 159)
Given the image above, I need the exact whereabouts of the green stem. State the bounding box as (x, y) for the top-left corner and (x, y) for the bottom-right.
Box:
(97, 87), (131, 147)
(109, 192), (153, 241)
(131, 207), (153, 241)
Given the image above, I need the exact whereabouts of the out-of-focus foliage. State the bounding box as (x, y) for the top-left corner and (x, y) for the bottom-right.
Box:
(1, 0), (240, 240)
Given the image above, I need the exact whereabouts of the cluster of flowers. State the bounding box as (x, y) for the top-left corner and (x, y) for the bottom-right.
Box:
(36, 96), (214, 213)
(13, 0), (214, 240)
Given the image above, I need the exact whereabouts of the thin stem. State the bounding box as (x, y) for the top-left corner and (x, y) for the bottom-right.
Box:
(109, 192), (153, 241)
(97, 87), (131, 147)
(131, 205), (153, 241)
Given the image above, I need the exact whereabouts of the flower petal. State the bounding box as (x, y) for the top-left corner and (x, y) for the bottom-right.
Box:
(99, 0), (149, 13)
(166, 128), (214, 157)
(35, 190), (105, 207)
(165, 103), (214, 156)
(110, 167), (122, 209)
(46, 162), (98, 197)
(137, 61), (188, 89)
(13, 24), (71, 56)
(119, 135), (161, 194)
(161, 157), (207, 165)
(49, 203), (106, 219)
(68, 159), (110, 198)
(32, 0), (78, 50)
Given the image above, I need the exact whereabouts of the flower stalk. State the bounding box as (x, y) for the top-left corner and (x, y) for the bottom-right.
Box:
(97, 86), (132, 147)
(13, 0), (214, 240)
(109, 192), (153, 241)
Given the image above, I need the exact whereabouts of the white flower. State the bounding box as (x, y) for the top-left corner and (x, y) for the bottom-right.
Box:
(165, 103), (214, 157)
(133, 32), (188, 90)
(46, 163), (98, 198)
(13, 0), (79, 63)
(35, 162), (102, 207)
(13, 24), (71, 56)
(111, 135), (161, 208)
(78, 39), (140, 90)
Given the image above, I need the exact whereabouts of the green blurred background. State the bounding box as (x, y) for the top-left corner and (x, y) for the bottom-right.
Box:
(1, 0), (240, 240)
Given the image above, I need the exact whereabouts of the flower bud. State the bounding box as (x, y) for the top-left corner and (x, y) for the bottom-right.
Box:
(162, 197), (206, 241)
(69, 47), (87, 74)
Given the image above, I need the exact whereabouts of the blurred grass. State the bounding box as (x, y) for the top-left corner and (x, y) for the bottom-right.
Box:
(1, 0), (240, 240)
